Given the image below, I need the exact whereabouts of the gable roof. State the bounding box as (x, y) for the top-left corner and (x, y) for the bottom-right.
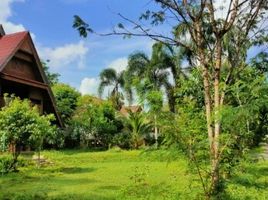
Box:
(119, 105), (142, 117)
(0, 31), (28, 70)
(0, 25), (5, 36)
(0, 29), (63, 127)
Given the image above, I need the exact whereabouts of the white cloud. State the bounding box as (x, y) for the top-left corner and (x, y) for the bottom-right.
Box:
(79, 76), (113, 97)
(38, 41), (89, 69)
(0, 0), (88, 71)
(0, 0), (18, 21)
(0, 0), (26, 33)
(107, 57), (128, 72)
(78, 38), (154, 97)
(213, 0), (230, 20)
(213, 0), (252, 21)
(79, 77), (99, 96)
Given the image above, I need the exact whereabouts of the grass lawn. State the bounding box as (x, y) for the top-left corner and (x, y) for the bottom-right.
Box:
(0, 149), (267, 200)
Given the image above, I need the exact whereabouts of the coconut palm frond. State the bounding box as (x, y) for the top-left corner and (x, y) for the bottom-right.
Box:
(99, 68), (117, 83)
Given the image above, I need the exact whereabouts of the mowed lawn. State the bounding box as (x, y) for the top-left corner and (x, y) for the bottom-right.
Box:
(0, 149), (267, 200)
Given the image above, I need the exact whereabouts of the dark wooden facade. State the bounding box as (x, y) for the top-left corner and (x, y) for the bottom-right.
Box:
(0, 25), (63, 127)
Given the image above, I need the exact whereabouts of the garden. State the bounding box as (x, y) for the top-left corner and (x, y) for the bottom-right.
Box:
(1, 149), (267, 200)
(1, 0), (268, 199)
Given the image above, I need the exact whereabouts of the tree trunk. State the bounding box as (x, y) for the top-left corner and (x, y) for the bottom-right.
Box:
(195, 21), (214, 151)
(154, 114), (158, 147)
(202, 66), (214, 149)
(211, 40), (222, 193)
(194, 18), (226, 197)
(10, 143), (20, 172)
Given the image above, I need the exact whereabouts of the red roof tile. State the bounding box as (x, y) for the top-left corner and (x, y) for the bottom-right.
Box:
(120, 105), (142, 116)
(0, 31), (28, 70)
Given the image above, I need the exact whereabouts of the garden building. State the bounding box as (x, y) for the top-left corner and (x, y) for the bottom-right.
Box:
(0, 25), (63, 127)
(119, 105), (142, 117)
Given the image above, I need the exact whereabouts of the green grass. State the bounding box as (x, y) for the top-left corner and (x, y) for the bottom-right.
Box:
(0, 149), (267, 200)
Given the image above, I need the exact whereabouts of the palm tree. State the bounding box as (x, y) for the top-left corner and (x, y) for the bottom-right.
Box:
(98, 68), (131, 110)
(125, 42), (188, 146)
(126, 42), (186, 113)
(125, 111), (152, 149)
(125, 43), (170, 146)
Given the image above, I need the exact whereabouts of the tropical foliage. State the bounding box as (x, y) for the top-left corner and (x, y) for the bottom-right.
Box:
(0, 1), (268, 199)
(98, 68), (129, 110)
(0, 96), (56, 171)
(52, 83), (80, 124)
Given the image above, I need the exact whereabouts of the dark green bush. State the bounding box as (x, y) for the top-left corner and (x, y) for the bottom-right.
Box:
(0, 155), (13, 174)
(112, 132), (132, 149)
(0, 155), (29, 175)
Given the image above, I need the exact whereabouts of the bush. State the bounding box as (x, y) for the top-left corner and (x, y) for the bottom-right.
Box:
(112, 132), (132, 149)
(69, 96), (122, 149)
(0, 155), (28, 174)
(0, 97), (56, 171)
(0, 155), (13, 174)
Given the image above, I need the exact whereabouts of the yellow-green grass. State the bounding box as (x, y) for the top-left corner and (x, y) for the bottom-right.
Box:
(0, 149), (267, 200)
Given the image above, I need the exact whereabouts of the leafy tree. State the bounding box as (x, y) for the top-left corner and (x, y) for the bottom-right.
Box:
(42, 61), (60, 86)
(52, 83), (80, 124)
(0, 96), (56, 171)
(74, 0), (268, 197)
(146, 90), (163, 147)
(227, 67), (268, 146)
(71, 95), (121, 149)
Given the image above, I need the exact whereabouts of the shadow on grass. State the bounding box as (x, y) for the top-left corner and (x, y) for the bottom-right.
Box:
(252, 165), (268, 176)
(232, 164), (268, 189)
(49, 193), (116, 200)
(58, 167), (96, 174)
(49, 176), (98, 185)
(0, 192), (115, 200)
(58, 148), (106, 155)
(119, 181), (183, 200)
(98, 185), (120, 190)
(36, 167), (97, 175)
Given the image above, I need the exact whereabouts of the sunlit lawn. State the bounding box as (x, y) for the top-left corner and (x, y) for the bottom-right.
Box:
(0, 149), (267, 200)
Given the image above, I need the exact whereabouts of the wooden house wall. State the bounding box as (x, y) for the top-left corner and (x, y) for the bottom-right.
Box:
(2, 57), (42, 82)
(29, 88), (43, 114)
(0, 33), (62, 127)
(0, 80), (44, 113)
(20, 39), (32, 54)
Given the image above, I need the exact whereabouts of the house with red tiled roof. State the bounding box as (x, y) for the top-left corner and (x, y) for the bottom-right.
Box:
(119, 105), (142, 117)
(0, 25), (63, 127)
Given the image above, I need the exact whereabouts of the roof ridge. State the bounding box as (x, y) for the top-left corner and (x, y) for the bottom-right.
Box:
(2, 31), (28, 37)
(0, 31), (28, 70)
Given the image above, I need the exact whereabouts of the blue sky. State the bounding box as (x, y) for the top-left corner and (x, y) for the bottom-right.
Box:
(0, 0), (159, 96)
(1, 0), (263, 97)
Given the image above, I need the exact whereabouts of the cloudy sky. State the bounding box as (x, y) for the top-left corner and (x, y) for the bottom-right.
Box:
(0, 0), (158, 96)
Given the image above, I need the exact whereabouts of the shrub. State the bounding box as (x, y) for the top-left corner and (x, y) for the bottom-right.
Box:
(111, 132), (132, 149)
(0, 96), (57, 171)
(0, 155), (28, 174)
(0, 155), (13, 174)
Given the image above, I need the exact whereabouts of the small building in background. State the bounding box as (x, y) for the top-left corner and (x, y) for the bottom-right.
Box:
(119, 105), (142, 117)
(0, 25), (63, 127)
